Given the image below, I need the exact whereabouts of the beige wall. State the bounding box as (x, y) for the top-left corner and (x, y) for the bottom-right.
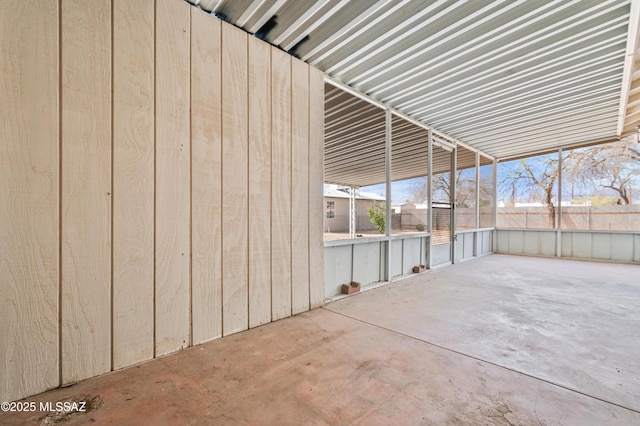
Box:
(0, 0), (324, 402)
(323, 198), (382, 233)
(498, 206), (640, 230)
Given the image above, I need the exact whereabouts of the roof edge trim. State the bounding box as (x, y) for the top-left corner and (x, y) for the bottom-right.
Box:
(616, 0), (640, 135)
(497, 135), (621, 162)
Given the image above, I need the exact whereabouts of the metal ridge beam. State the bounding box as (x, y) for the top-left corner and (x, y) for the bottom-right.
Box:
(617, 0), (640, 134)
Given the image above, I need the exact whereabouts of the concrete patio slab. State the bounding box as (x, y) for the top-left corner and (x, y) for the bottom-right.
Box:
(1, 255), (638, 425)
(326, 254), (640, 413)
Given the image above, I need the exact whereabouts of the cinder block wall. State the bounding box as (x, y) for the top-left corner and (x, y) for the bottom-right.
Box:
(1, 0), (324, 402)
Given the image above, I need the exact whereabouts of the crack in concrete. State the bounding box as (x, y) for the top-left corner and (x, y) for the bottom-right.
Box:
(322, 306), (640, 415)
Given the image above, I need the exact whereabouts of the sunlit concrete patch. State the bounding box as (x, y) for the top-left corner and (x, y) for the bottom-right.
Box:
(325, 254), (640, 413)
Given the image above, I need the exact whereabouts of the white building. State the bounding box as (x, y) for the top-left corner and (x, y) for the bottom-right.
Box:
(324, 184), (385, 233)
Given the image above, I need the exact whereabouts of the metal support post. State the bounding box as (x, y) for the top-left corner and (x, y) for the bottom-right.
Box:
(451, 147), (457, 263)
(557, 148), (563, 257)
(475, 151), (480, 257)
(349, 186), (356, 239)
(427, 128), (433, 269)
(385, 108), (392, 280)
(492, 159), (498, 252)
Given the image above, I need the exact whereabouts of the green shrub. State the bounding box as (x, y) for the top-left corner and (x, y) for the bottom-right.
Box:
(416, 223), (425, 232)
(367, 202), (386, 234)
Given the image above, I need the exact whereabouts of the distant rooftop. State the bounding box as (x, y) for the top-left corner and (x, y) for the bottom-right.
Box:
(324, 184), (385, 201)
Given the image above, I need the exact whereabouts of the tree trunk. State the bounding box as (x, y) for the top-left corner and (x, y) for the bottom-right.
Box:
(545, 189), (555, 228)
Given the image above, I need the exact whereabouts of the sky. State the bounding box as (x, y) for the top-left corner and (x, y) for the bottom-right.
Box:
(360, 163), (495, 204)
(360, 180), (421, 204)
(350, 144), (640, 206)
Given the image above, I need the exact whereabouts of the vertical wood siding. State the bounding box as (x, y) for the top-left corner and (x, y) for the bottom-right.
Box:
(270, 47), (294, 322)
(221, 24), (250, 336)
(0, 1), (324, 402)
(0, 0), (60, 401)
(248, 36), (273, 329)
(112, 0), (155, 370)
(154, 0), (191, 357)
(190, 8), (223, 345)
(60, 0), (112, 384)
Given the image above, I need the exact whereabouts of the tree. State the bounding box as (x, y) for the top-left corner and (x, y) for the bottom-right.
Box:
(454, 170), (476, 208)
(407, 170), (476, 205)
(498, 136), (640, 228)
(367, 202), (386, 234)
(478, 174), (494, 207)
(499, 154), (559, 227)
(563, 136), (640, 205)
(432, 173), (451, 203)
(408, 177), (429, 204)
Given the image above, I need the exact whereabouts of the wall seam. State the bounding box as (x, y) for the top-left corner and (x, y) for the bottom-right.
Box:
(269, 47), (273, 323)
(307, 65), (311, 311)
(246, 33), (250, 330)
(109, 0), (115, 372)
(219, 23), (224, 336)
(152, 0), (157, 359)
(189, 5), (193, 349)
(57, 0), (63, 388)
(217, 20), (223, 338)
(289, 56), (293, 317)
(247, 39), (251, 329)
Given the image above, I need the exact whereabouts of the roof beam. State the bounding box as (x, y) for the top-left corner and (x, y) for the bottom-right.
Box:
(497, 136), (621, 162)
(617, 0), (640, 135)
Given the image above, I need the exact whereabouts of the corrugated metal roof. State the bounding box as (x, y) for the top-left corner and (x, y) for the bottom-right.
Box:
(187, 0), (639, 184)
(324, 184), (385, 200)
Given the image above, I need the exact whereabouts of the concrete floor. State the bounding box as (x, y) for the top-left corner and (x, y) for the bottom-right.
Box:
(2, 255), (639, 425)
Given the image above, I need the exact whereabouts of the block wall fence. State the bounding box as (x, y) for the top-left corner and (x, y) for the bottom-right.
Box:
(1, 0), (325, 402)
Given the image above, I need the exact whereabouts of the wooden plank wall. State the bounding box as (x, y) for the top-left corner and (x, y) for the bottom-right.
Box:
(0, 1), (324, 403)
(309, 67), (326, 309)
(248, 36), (273, 328)
(0, 0), (60, 401)
(112, 0), (155, 370)
(291, 60), (310, 315)
(271, 47), (293, 321)
(60, 0), (112, 384)
(155, 0), (191, 357)
(190, 8), (223, 345)
(221, 24), (250, 336)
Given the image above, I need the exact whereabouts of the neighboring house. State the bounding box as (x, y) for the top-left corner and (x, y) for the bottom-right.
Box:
(398, 202), (439, 230)
(391, 203), (404, 214)
(324, 184), (385, 233)
(323, 197), (455, 234)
